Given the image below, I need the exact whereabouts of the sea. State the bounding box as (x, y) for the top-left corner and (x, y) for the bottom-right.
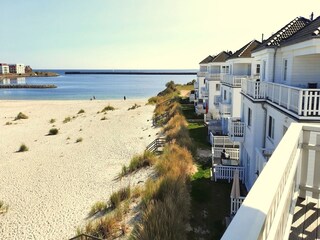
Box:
(0, 69), (197, 100)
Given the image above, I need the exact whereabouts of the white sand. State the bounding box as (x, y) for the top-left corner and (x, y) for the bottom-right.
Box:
(0, 99), (158, 240)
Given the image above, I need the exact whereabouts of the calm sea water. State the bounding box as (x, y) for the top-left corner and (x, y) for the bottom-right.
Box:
(0, 69), (196, 100)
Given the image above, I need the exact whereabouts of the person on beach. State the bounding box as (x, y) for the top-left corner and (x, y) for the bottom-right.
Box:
(124, 96), (126, 100)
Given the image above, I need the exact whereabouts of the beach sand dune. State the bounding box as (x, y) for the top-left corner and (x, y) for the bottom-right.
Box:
(0, 99), (157, 239)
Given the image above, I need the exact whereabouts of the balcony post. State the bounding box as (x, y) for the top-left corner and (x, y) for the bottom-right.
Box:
(298, 90), (303, 116)
(313, 134), (320, 198)
(287, 88), (291, 110)
(279, 85), (282, 105)
(299, 130), (310, 198)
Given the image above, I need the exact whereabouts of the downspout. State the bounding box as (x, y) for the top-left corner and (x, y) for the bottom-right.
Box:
(261, 103), (267, 148)
(272, 47), (278, 82)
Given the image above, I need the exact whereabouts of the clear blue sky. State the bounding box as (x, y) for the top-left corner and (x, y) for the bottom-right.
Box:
(0, 0), (319, 69)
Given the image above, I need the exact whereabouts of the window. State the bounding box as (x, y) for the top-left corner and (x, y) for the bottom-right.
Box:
(262, 60), (266, 80)
(204, 79), (206, 84)
(223, 90), (227, 101)
(283, 59), (288, 81)
(248, 108), (252, 126)
(268, 116), (275, 139)
(256, 64), (260, 74)
(216, 84), (220, 91)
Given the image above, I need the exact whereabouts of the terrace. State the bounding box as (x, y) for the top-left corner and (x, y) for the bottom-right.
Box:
(242, 80), (320, 119)
(221, 74), (249, 87)
(222, 123), (320, 240)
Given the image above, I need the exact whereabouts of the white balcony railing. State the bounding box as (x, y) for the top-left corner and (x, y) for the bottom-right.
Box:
(242, 81), (320, 117)
(214, 95), (221, 105)
(212, 147), (240, 160)
(219, 102), (231, 116)
(205, 73), (223, 81)
(209, 132), (239, 148)
(197, 71), (206, 77)
(214, 165), (245, 183)
(222, 75), (249, 87)
(231, 196), (246, 215)
(228, 117), (245, 142)
(222, 123), (320, 240)
(242, 79), (267, 99)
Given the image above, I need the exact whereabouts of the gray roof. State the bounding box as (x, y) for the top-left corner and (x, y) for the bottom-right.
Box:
(211, 51), (231, 63)
(253, 17), (311, 52)
(228, 40), (261, 59)
(199, 55), (215, 64)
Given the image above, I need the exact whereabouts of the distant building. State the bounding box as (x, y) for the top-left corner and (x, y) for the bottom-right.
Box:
(0, 63), (9, 74)
(9, 64), (25, 74)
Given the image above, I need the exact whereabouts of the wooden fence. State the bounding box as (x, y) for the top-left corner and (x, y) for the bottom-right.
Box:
(146, 137), (166, 153)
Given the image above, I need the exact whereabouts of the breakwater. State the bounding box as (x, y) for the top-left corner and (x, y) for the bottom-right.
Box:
(0, 84), (57, 89)
(65, 71), (196, 75)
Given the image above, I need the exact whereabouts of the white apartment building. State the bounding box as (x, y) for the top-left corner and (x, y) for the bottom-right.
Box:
(9, 63), (25, 74)
(221, 15), (320, 239)
(0, 63), (9, 74)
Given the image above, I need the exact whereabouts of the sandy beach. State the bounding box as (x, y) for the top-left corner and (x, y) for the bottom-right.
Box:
(0, 99), (158, 239)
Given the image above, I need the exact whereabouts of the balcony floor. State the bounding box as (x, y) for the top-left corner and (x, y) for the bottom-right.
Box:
(290, 197), (320, 240)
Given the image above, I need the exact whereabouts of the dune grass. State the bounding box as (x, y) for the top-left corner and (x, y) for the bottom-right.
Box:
(110, 186), (131, 209)
(0, 201), (8, 214)
(14, 112), (28, 120)
(49, 118), (56, 124)
(48, 128), (59, 135)
(18, 143), (28, 152)
(120, 151), (157, 177)
(78, 109), (85, 114)
(76, 137), (83, 143)
(128, 103), (141, 110)
(101, 105), (115, 112)
(89, 201), (109, 216)
(63, 116), (71, 123)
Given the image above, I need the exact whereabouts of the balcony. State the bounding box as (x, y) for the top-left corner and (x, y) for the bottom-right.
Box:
(222, 75), (249, 87)
(242, 81), (320, 119)
(241, 79), (266, 99)
(200, 87), (208, 98)
(222, 123), (320, 240)
(205, 73), (223, 81)
(228, 117), (245, 142)
(197, 71), (206, 77)
(219, 102), (231, 117)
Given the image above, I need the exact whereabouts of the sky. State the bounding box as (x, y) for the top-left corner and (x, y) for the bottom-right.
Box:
(0, 0), (319, 69)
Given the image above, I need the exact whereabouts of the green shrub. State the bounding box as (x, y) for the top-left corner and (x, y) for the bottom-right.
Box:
(78, 109), (85, 114)
(63, 117), (71, 123)
(14, 112), (28, 120)
(48, 128), (59, 135)
(101, 105), (115, 112)
(147, 96), (158, 105)
(18, 144), (28, 152)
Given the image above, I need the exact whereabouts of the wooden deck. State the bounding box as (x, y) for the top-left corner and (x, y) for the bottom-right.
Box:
(290, 197), (320, 239)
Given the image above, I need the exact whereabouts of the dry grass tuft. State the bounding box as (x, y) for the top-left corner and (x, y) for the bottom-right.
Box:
(121, 151), (157, 177)
(101, 105), (115, 112)
(14, 112), (28, 120)
(18, 143), (28, 152)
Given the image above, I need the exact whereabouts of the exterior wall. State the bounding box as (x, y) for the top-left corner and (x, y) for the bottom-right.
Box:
(16, 64), (25, 74)
(0, 65), (9, 74)
(207, 80), (220, 115)
(252, 49), (275, 82)
(197, 76), (206, 99)
(241, 96), (266, 189)
(233, 63), (251, 75)
(208, 65), (220, 74)
(231, 87), (241, 118)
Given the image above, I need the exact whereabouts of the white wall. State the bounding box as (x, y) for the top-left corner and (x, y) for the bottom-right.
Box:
(241, 96), (266, 189)
(208, 80), (220, 114)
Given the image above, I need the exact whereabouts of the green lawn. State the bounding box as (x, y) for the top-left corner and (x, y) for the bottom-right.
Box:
(188, 122), (211, 150)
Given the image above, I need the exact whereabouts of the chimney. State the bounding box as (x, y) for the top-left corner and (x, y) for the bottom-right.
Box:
(311, 12), (314, 21)
(261, 33), (264, 42)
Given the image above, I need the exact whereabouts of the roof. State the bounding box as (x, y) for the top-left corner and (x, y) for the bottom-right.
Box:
(253, 17), (311, 52)
(282, 16), (320, 46)
(228, 40), (261, 59)
(199, 55), (215, 64)
(211, 51), (231, 63)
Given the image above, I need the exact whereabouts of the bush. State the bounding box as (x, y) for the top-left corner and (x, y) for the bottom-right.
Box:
(18, 144), (28, 152)
(78, 109), (85, 114)
(63, 117), (71, 123)
(101, 105), (115, 112)
(49, 118), (56, 124)
(76, 137), (83, 143)
(82, 214), (120, 238)
(147, 96), (158, 105)
(5, 122), (12, 125)
(101, 116), (107, 121)
(48, 128), (59, 135)
(14, 112), (28, 120)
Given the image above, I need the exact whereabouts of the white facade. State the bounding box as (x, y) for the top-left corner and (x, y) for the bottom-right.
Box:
(0, 64), (9, 74)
